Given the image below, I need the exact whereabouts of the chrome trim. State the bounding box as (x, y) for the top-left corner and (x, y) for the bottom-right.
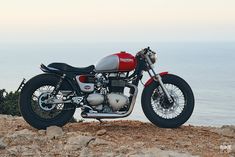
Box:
(44, 96), (83, 105)
(72, 97), (83, 104)
(40, 64), (60, 72)
(145, 52), (154, 68)
(143, 49), (174, 103)
(81, 105), (94, 111)
(47, 67), (60, 71)
(81, 83), (138, 119)
(44, 98), (72, 104)
(155, 74), (174, 103)
(147, 64), (174, 103)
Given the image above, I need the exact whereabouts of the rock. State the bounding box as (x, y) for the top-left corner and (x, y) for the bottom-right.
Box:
(221, 125), (235, 136)
(46, 126), (64, 139)
(67, 135), (95, 145)
(80, 147), (94, 157)
(211, 125), (235, 137)
(96, 129), (107, 136)
(188, 135), (194, 138)
(221, 125), (235, 130)
(13, 116), (24, 120)
(21, 145), (41, 156)
(128, 148), (198, 157)
(0, 114), (13, 119)
(102, 152), (115, 157)
(66, 131), (83, 136)
(3, 129), (36, 145)
(64, 135), (95, 151)
(38, 130), (46, 135)
(0, 138), (6, 149)
(116, 145), (132, 154)
(220, 143), (232, 153)
(183, 141), (192, 147)
(159, 145), (166, 150)
(46, 143), (65, 156)
(151, 137), (158, 142)
(90, 138), (115, 147)
(231, 144), (235, 153)
(0, 116), (234, 157)
(175, 140), (192, 147)
(0, 131), (7, 138)
(11, 129), (35, 136)
(133, 142), (145, 148)
(7, 144), (41, 156)
(7, 146), (18, 155)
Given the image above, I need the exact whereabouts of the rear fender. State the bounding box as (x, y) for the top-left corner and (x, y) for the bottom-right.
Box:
(28, 73), (75, 92)
(144, 72), (168, 87)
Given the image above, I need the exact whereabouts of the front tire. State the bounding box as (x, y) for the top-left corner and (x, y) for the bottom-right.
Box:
(19, 74), (76, 130)
(142, 74), (194, 128)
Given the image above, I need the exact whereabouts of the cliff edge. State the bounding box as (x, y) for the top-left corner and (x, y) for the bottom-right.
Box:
(0, 114), (234, 157)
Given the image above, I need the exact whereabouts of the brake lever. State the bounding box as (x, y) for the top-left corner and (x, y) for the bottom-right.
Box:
(143, 47), (150, 54)
(137, 47), (151, 55)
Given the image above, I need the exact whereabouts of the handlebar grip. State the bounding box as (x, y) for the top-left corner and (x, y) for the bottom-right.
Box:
(143, 47), (150, 54)
(137, 47), (151, 55)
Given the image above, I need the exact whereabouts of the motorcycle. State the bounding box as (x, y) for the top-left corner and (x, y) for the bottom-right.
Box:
(19, 47), (194, 130)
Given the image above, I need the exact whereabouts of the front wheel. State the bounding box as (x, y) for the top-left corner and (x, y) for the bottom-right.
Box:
(141, 74), (194, 128)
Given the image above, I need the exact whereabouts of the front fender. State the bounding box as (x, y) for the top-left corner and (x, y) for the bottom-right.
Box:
(144, 72), (168, 87)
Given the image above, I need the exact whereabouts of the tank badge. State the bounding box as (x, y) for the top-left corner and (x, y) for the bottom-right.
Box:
(120, 58), (133, 63)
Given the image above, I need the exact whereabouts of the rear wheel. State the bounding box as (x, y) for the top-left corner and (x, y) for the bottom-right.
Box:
(141, 74), (194, 128)
(19, 74), (76, 130)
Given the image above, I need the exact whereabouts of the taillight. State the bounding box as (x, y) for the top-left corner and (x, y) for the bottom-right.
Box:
(78, 75), (87, 83)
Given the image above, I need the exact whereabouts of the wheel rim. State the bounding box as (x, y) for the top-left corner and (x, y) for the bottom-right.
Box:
(31, 85), (64, 119)
(151, 84), (186, 119)
(38, 92), (56, 111)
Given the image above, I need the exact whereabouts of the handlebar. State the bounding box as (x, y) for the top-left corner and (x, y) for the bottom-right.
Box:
(137, 47), (155, 55)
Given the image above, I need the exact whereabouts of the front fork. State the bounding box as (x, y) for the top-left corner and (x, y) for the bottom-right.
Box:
(147, 67), (174, 103)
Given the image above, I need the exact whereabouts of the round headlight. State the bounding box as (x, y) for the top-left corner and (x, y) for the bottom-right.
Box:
(149, 53), (156, 64)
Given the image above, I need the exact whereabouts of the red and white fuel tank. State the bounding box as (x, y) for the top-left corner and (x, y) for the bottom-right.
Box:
(95, 52), (136, 72)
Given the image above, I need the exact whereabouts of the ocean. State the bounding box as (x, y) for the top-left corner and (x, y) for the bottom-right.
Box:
(0, 42), (234, 126)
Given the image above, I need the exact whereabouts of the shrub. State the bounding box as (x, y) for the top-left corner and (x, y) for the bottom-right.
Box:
(0, 89), (21, 116)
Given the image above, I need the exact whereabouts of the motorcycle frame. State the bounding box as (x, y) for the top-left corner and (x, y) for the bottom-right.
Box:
(39, 50), (173, 113)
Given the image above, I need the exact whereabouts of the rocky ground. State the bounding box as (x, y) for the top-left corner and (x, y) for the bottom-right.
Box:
(0, 114), (234, 157)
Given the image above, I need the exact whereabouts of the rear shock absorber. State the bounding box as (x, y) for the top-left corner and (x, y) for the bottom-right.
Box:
(51, 74), (66, 96)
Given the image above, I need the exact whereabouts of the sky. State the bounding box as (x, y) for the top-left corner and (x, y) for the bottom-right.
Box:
(0, 1), (235, 125)
(0, 0), (235, 43)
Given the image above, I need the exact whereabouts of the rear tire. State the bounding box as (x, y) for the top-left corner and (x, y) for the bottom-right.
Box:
(141, 74), (194, 128)
(19, 74), (76, 130)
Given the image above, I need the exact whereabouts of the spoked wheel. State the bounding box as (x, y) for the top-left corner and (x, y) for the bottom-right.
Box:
(142, 74), (194, 128)
(31, 85), (64, 119)
(19, 74), (76, 130)
(151, 84), (186, 119)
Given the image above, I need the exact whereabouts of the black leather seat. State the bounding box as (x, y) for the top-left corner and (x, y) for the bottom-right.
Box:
(48, 63), (95, 74)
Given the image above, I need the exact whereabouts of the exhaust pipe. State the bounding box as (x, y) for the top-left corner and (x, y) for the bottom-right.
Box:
(81, 83), (138, 119)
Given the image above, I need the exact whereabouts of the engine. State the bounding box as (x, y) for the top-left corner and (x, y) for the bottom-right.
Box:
(87, 93), (129, 111)
(79, 72), (130, 112)
(74, 51), (136, 112)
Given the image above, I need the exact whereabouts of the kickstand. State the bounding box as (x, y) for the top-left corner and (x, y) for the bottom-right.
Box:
(96, 118), (103, 124)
